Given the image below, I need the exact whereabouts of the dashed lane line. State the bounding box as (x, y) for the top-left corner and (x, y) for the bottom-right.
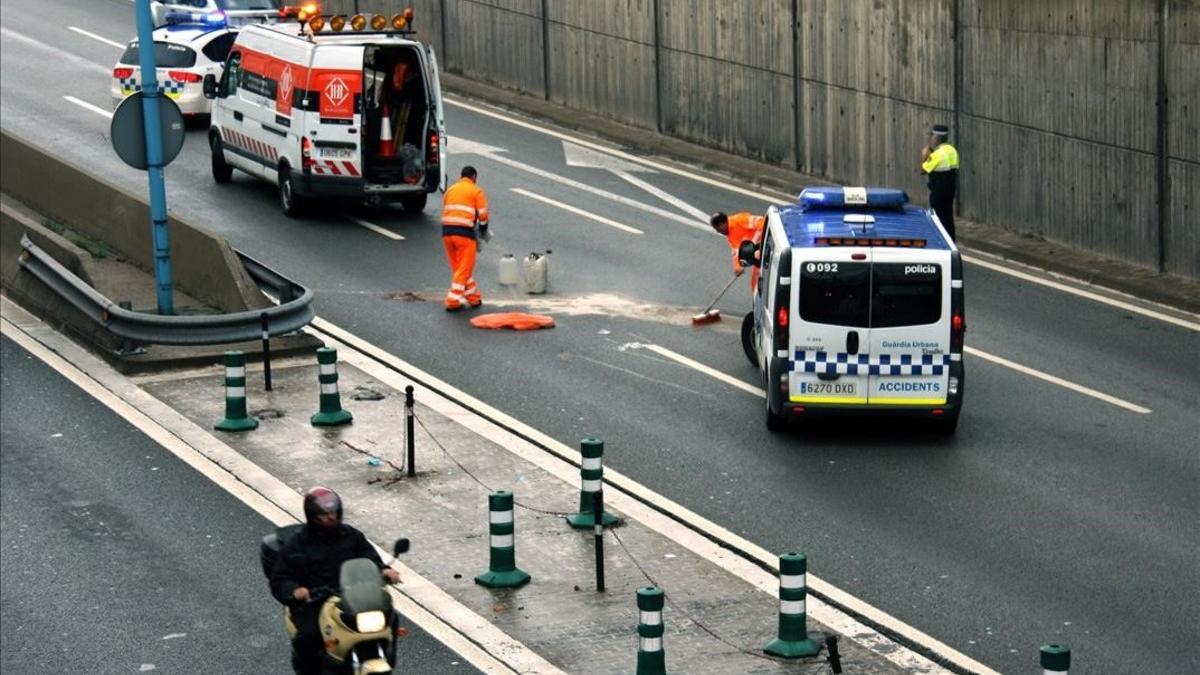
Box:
(345, 216), (405, 240)
(67, 25), (125, 49)
(511, 187), (644, 235)
(64, 95), (113, 119)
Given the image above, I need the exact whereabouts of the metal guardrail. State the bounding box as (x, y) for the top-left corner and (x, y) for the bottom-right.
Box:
(17, 234), (314, 345)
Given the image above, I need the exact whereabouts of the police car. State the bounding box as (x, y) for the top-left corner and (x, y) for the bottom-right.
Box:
(743, 187), (965, 433)
(111, 15), (238, 117)
(151, 0), (285, 27)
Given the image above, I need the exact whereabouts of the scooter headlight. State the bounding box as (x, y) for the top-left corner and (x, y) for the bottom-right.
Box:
(356, 610), (386, 633)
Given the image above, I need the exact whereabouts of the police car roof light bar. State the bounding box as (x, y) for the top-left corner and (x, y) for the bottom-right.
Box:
(798, 186), (909, 210)
(163, 10), (227, 27)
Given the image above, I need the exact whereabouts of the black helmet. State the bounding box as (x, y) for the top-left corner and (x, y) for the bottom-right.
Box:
(303, 486), (342, 530)
(709, 211), (728, 229)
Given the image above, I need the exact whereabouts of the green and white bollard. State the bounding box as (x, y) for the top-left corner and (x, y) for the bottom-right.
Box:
(1040, 644), (1070, 674)
(474, 490), (531, 588)
(310, 347), (352, 427)
(214, 351), (258, 432)
(763, 552), (822, 658)
(635, 586), (667, 675)
(566, 437), (617, 528)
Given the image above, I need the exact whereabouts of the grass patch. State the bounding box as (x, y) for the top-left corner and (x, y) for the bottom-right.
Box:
(40, 218), (109, 259)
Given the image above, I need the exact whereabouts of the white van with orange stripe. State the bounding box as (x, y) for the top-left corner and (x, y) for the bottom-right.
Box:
(204, 11), (446, 216)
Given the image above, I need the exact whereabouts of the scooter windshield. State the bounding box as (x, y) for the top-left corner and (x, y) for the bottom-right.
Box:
(338, 558), (387, 615)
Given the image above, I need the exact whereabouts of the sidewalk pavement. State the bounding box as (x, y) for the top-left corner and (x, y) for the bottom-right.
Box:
(120, 328), (938, 674)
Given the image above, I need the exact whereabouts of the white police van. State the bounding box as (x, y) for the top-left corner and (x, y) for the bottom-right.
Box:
(743, 187), (965, 433)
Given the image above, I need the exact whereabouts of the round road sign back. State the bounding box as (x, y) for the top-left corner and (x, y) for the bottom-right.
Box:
(110, 92), (186, 170)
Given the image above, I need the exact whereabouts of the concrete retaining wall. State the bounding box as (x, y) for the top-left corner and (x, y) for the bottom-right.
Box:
(320, 0), (1198, 279)
(0, 130), (268, 313)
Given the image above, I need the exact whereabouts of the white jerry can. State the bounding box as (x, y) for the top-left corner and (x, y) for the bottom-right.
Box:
(498, 253), (520, 285)
(523, 250), (550, 294)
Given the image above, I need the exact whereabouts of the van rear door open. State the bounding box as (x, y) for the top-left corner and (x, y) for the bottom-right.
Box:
(865, 249), (952, 406)
(790, 249), (872, 405)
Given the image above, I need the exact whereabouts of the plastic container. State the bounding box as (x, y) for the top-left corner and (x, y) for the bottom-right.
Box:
(523, 251), (550, 294)
(498, 253), (520, 285)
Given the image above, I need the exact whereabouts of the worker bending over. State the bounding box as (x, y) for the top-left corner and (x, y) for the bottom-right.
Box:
(709, 211), (765, 291)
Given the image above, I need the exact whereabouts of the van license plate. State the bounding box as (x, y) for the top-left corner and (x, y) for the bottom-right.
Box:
(798, 382), (857, 396)
(322, 147), (353, 159)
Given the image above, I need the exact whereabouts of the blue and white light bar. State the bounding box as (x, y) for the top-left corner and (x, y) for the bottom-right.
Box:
(798, 186), (909, 210)
(163, 10), (227, 26)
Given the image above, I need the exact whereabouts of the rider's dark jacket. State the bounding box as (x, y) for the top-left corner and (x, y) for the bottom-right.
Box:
(269, 523), (385, 606)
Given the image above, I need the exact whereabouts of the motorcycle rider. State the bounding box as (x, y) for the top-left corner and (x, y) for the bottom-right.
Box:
(270, 486), (402, 675)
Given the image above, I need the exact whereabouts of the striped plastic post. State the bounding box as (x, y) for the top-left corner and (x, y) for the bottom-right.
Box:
(635, 586), (667, 675)
(566, 437), (617, 529)
(1040, 644), (1070, 674)
(474, 490), (531, 588)
(763, 552), (822, 658)
(214, 351), (258, 432)
(310, 347), (352, 427)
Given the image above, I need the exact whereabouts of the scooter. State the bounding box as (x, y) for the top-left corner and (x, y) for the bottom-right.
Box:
(261, 524), (410, 674)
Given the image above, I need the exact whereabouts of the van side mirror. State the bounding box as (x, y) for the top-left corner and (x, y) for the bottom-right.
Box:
(203, 74), (218, 99)
(737, 240), (759, 267)
(392, 538), (410, 556)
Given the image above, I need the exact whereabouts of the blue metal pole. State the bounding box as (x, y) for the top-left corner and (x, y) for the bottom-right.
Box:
(134, 0), (174, 315)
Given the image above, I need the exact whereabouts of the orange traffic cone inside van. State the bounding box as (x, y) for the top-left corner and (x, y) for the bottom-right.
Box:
(377, 103), (396, 158)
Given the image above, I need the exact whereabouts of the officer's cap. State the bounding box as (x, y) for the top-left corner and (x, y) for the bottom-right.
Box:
(930, 124), (950, 137)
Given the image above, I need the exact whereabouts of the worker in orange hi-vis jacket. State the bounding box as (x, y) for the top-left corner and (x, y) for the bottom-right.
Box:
(709, 211), (765, 291)
(440, 166), (490, 311)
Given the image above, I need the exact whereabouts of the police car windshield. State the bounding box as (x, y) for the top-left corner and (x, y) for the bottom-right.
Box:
(120, 42), (197, 68)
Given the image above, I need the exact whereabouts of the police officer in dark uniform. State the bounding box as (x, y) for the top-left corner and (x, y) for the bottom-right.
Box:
(270, 487), (401, 675)
(920, 124), (960, 240)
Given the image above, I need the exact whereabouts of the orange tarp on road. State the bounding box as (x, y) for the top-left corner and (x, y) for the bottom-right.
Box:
(469, 312), (556, 330)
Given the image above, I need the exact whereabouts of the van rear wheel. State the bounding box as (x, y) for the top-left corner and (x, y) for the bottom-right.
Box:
(741, 312), (757, 366)
(278, 167), (305, 217)
(210, 136), (232, 184)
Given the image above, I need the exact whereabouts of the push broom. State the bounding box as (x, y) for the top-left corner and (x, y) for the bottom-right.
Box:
(691, 273), (740, 326)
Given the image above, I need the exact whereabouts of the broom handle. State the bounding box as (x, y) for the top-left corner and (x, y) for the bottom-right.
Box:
(701, 273), (740, 314)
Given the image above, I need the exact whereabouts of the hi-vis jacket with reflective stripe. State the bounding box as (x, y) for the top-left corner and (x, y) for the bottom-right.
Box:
(441, 177), (489, 239)
(725, 212), (765, 272)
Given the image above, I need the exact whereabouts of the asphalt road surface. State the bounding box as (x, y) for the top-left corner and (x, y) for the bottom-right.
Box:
(0, 334), (482, 674)
(2, 1), (1198, 672)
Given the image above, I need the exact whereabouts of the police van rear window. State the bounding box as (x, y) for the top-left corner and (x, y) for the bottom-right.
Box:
(870, 263), (942, 327)
(799, 261), (941, 328)
(120, 42), (197, 68)
(800, 262), (870, 327)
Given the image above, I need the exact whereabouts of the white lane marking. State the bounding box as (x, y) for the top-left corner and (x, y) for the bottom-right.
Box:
(448, 96), (1197, 328)
(64, 96), (113, 119)
(642, 343), (765, 398)
(964, 346), (1152, 414)
(68, 26), (125, 49)
(963, 254), (1199, 333)
(643, 341), (1151, 414)
(0, 26), (110, 76)
(345, 216), (405, 240)
(0, 304), (545, 675)
(307, 317), (968, 674)
(450, 138), (710, 232)
(447, 97), (795, 203)
(511, 188), (644, 235)
(614, 169), (711, 223)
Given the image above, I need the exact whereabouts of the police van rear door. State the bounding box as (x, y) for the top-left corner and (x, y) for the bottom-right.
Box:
(790, 247), (872, 406)
(866, 248), (953, 406)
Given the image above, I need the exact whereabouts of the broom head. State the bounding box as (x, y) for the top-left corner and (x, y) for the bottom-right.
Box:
(691, 309), (722, 326)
